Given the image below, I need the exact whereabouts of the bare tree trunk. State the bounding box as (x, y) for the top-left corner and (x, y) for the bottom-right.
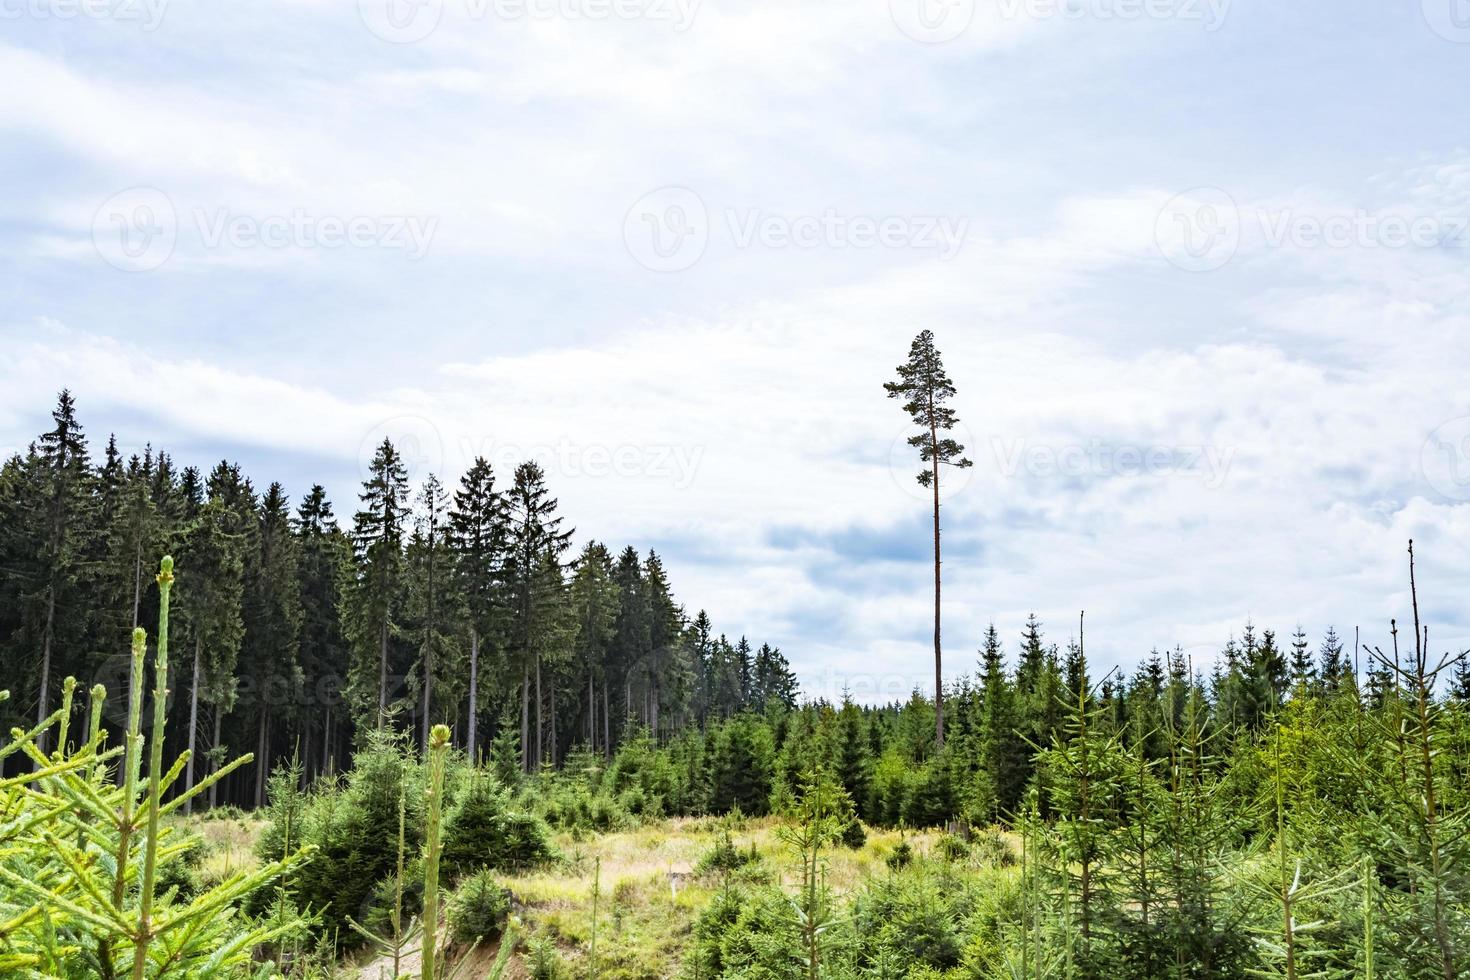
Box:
(520, 661), (530, 772)
(377, 617), (389, 728)
(322, 706), (333, 776)
(467, 626), (479, 763)
(185, 636), (202, 815)
(254, 709), (271, 808)
(603, 683), (611, 757)
(651, 677), (659, 743)
(422, 531), (436, 753)
(421, 638), (433, 754)
(588, 670), (596, 752)
(535, 653), (543, 769)
(131, 544), (142, 626)
(208, 712), (223, 809)
(302, 719), (314, 786)
(930, 421), (944, 749)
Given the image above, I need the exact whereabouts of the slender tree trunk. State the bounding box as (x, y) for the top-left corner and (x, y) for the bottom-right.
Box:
(930, 421), (944, 749)
(208, 712), (223, 809)
(535, 653), (544, 769)
(377, 617), (389, 728)
(131, 543), (143, 627)
(185, 636), (202, 815)
(322, 706), (333, 775)
(255, 709), (271, 808)
(34, 588), (57, 761)
(520, 661), (530, 772)
(467, 626), (479, 763)
(603, 683), (611, 757)
(421, 638), (433, 754)
(588, 670), (596, 752)
(550, 676), (557, 767)
(651, 677), (659, 742)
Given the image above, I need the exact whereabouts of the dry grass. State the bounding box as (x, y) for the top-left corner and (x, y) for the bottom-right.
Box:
(182, 811), (966, 979)
(172, 810), (267, 889)
(492, 818), (950, 979)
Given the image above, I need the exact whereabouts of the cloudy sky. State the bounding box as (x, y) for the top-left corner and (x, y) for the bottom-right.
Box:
(4, 0), (1470, 699)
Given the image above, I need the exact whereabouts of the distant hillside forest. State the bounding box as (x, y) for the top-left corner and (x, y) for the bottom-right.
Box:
(0, 391), (798, 806)
(3, 390), (1468, 827)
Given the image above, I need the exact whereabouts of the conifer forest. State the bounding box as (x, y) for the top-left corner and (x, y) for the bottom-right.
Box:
(3, 372), (1469, 978)
(8, 3), (1470, 977)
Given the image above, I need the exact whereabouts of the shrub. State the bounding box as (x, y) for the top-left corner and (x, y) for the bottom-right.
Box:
(850, 869), (976, 973)
(259, 732), (423, 942)
(886, 840), (914, 870)
(527, 934), (568, 980)
(972, 827), (1015, 867)
(839, 813), (868, 850)
(936, 832), (970, 862)
(695, 830), (762, 877)
(441, 771), (557, 880)
(448, 869), (512, 946)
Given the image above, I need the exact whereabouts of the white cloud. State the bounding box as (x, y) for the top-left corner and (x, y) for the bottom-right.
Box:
(4, 0), (1470, 696)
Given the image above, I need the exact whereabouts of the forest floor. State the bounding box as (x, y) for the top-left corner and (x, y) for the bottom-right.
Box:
(182, 813), (953, 980)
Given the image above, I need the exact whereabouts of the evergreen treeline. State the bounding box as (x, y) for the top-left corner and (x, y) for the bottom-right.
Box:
(0, 392), (796, 805)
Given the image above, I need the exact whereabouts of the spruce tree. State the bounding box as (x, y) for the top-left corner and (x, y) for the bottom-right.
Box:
(448, 457), (507, 761)
(1318, 625), (1346, 694)
(1288, 625), (1316, 696)
(26, 390), (94, 748)
(976, 623), (1027, 818)
(570, 541), (618, 755)
(243, 481), (302, 806)
(884, 330), (972, 749)
(346, 439), (411, 730)
(175, 497), (245, 813)
(505, 461), (573, 769)
(295, 485), (350, 779)
(409, 473), (452, 751)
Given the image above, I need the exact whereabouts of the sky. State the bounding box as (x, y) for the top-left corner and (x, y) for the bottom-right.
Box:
(3, 0), (1470, 702)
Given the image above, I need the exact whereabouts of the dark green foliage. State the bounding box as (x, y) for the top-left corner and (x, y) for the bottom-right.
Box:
(705, 714), (775, 816)
(265, 734), (424, 943)
(695, 831), (763, 878)
(850, 869), (976, 974)
(885, 841), (913, 871)
(935, 833), (969, 862)
(441, 771), (557, 880)
(448, 869), (512, 946)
